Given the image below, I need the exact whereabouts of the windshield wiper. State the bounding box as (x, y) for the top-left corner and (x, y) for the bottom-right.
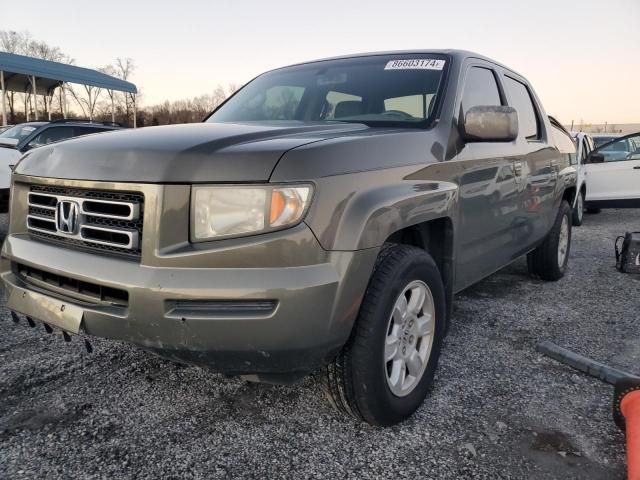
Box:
(329, 119), (425, 129)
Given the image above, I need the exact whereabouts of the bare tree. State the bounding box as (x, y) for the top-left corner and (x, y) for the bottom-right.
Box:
(1, 30), (243, 127)
(115, 58), (136, 122)
(0, 30), (30, 54)
(65, 84), (104, 120)
(141, 84), (236, 126)
(0, 31), (32, 121)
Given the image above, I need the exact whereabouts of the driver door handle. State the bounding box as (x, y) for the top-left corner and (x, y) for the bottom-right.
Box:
(634, 166), (640, 170)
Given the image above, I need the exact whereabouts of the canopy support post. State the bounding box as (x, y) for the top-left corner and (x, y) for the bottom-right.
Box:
(132, 94), (137, 128)
(47, 90), (52, 121)
(61, 84), (67, 119)
(24, 87), (29, 122)
(31, 76), (38, 121)
(0, 70), (7, 126)
(87, 88), (92, 122)
(110, 90), (115, 123)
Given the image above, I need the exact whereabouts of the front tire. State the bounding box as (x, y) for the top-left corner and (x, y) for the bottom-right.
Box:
(326, 244), (446, 426)
(571, 190), (584, 226)
(527, 200), (572, 281)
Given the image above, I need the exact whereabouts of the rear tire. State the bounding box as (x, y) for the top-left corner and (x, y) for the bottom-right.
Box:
(571, 190), (584, 226)
(527, 200), (572, 281)
(325, 244), (446, 426)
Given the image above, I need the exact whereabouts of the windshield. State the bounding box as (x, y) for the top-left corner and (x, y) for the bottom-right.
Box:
(0, 124), (43, 144)
(208, 55), (448, 127)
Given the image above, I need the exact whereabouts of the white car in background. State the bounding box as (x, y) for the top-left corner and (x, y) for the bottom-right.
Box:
(584, 132), (640, 209)
(569, 131), (595, 225)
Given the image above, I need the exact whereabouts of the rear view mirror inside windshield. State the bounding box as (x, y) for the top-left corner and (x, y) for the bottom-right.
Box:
(317, 72), (348, 86)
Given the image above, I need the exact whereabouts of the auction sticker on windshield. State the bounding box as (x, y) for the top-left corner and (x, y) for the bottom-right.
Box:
(384, 59), (445, 70)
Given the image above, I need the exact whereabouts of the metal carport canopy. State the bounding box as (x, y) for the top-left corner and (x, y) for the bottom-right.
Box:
(0, 51), (137, 125)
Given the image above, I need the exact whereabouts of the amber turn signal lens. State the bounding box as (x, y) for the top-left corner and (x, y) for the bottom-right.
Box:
(270, 190), (286, 225)
(269, 187), (311, 228)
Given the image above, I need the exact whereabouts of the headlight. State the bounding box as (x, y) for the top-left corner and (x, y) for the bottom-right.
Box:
(191, 184), (313, 241)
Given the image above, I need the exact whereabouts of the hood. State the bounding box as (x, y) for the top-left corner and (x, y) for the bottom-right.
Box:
(15, 122), (369, 183)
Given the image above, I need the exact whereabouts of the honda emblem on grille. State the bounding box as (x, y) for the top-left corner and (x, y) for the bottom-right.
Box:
(55, 200), (80, 234)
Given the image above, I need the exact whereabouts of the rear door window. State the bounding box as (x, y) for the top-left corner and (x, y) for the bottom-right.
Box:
(323, 91), (362, 119)
(504, 76), (540, 140)
(384, 94), (435, 119)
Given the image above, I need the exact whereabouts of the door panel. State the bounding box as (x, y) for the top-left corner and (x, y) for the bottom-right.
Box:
(502, 75), (557, 246)
(523, 145), (556, 241)
(456, 143), (527, 290)
(586, 159), (640, 201)
(586, 133), (640, 202)
(453, 64), (525, 291)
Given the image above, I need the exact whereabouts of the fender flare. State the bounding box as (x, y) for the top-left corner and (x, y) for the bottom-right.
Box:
(329, 180), (458, 251)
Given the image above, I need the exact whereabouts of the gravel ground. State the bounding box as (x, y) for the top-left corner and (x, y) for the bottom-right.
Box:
(0, 209), (638, 479)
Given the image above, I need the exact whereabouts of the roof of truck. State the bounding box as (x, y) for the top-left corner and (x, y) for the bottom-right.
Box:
(272, 49), (519, 76)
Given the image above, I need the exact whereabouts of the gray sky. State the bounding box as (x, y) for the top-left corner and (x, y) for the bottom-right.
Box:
(2, 0), (639, 124)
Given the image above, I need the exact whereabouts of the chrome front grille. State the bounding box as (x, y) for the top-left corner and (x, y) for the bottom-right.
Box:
(26, 185), (144, 258)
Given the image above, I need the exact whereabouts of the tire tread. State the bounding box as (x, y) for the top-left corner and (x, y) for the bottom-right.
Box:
(527, 200), (571, 281)
(325, 243), (444, 425)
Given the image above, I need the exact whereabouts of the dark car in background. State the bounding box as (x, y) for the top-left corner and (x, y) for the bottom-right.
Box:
(0, 120), (124, 210)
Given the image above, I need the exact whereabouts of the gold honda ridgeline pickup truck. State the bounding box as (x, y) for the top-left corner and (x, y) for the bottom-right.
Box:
(2, 50), (577, 426)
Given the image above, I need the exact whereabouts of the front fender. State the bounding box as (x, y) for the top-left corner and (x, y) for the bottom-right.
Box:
(304, 166), (458, 251)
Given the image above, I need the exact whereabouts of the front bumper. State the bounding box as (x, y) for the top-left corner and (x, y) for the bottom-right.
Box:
(2, 233), (378, 377)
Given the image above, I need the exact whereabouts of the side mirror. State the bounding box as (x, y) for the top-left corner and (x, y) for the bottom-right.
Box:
(463, 106), (518, 142)
(587, 153), (605, 164)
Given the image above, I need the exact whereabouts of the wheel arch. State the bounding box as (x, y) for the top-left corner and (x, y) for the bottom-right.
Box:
(563, 185), (577, 207)
(384, 217), (455, 328)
